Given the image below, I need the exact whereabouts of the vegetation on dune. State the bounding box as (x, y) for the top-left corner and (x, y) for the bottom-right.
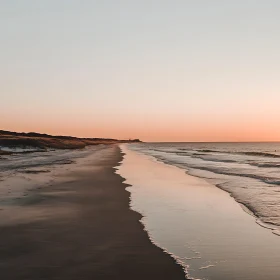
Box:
(0, 130), (141, 151)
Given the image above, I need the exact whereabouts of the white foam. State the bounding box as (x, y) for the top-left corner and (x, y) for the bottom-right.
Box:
(199, 265), (215, 270)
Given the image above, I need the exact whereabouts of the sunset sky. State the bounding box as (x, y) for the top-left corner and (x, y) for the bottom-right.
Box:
(1, 1), (280, 142)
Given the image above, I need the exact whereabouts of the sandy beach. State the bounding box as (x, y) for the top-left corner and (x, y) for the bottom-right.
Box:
(0, 145), (185, 280)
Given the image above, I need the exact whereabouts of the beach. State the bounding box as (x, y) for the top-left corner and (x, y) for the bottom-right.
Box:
(0, 145), (185, 280)
(3, 141), (280, 280)
(2, 1), (280, 279)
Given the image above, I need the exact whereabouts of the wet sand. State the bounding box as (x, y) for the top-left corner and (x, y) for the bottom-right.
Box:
(0, 145), (185, 280)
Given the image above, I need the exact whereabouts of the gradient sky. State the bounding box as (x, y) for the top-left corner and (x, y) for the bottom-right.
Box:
(1, 1), (280, 141)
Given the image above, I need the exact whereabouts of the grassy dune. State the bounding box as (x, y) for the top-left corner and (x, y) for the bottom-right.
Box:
(0, 130), (140, 151)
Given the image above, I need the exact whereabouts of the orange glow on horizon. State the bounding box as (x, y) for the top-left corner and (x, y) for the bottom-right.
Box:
(2, 115), (280, 142)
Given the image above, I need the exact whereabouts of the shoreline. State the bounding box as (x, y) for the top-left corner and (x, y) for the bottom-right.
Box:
(138, 148), (280, 237)
(118, 150), (191, 277)
(0, 145), (185, 279)
(119, 145), (280, 280)
(184, 168), (280, 237)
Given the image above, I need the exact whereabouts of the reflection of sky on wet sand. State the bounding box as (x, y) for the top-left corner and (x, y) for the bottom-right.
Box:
(118, 145), (280, 280)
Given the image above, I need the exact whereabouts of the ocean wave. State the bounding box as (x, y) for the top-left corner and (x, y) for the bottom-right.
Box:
(241, 152), (280, 158)
(152, 148), (280, 170)
(150, 155), (280, 187)
(149, 146), (280, 159)
(192, 155), (280, 168)
(196, 149), (280, 158)
(248, 162), (280, 168)
(190, 154), (237, 163)
(150, 148), (193, 155)
(199, 149), (223, 153)
(186, 165), (280, 186)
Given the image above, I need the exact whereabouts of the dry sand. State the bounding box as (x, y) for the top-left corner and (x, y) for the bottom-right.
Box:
(0, 145), (185, 279)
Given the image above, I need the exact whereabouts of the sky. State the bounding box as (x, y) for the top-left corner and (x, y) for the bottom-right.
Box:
(1, 0), (280, 142)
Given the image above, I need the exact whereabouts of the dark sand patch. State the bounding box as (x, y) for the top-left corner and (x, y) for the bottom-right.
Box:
(19, 170), (51, 174)
(0, 150), (13, 155)
(0, 145), (185, 280)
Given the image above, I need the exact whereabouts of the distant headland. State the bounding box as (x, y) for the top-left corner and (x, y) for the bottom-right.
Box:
(0, 130), (141, 153)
